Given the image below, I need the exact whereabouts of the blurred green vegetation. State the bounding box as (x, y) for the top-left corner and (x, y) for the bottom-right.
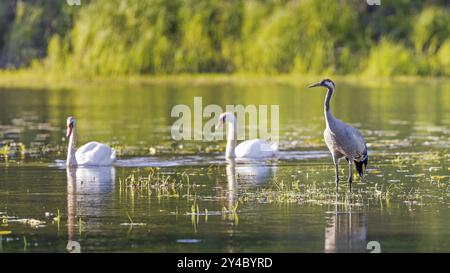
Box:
(0, 0), (72, 68)
(0, 0), (449, 76)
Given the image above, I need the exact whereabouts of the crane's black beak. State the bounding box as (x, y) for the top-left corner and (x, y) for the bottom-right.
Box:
(308, 82), (322, 88)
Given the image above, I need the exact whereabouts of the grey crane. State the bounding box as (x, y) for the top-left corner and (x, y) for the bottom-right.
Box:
(308, 79), (368, 192)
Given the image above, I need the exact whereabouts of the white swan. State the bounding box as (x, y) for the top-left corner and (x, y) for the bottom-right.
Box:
(215, 112), (278, 159)
(66, 116), (116, 166)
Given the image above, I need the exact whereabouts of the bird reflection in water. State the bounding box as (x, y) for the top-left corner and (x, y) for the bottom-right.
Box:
(225, 159), (237, 214)
(66, 166), (115, 251)
(218, 159), (277, 220)
(324, 196), (367, 253)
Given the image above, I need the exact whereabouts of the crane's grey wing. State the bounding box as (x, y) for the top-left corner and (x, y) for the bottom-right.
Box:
(349, 127), (367, 160)
(352, 128), (368, 176)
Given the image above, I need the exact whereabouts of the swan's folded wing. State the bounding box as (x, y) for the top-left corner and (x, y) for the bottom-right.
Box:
(235, 139), (277, 158)
(76, 142), (115, 166)
(76, 141), (102, 154)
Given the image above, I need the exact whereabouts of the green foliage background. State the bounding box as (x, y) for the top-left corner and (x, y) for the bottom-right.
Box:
(0, 0), (449, 76)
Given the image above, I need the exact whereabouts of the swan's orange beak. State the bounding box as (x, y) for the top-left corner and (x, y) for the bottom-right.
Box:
(66, 125), (73, 138)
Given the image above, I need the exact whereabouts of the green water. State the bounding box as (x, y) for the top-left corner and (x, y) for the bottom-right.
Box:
(0, 79), (449, 253)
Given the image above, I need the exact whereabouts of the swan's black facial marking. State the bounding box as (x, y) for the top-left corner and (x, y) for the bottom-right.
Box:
(222, 115), (226, 123)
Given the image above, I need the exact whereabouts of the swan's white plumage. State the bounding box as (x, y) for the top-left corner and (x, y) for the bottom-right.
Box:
(216, 112), (278, 159)
(65, 117), (116, 167)
(75, 141), (116, 166)
(235, 139), (278, 158)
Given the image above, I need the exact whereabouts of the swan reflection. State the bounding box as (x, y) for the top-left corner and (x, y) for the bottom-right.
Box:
(66, 167), (115, 243)
(232, 159), (278, 186)
(219, 159), (277, 211)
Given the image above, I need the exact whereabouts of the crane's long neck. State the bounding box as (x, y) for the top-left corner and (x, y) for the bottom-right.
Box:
(324, 87), (335, 128)
(225, 119), (237, 159)
(66, 127), (77, 167)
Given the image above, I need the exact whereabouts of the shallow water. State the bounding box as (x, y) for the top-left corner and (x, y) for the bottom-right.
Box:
(0, 79), (449, 252)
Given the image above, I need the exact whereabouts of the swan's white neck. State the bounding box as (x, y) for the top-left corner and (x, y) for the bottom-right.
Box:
(67, 126), (78, 167)
(225, 118), (237, 159)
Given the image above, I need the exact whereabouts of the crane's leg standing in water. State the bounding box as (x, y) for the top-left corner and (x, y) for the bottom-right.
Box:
(333, 156), (339, 192)
(348, 160), (353, 192)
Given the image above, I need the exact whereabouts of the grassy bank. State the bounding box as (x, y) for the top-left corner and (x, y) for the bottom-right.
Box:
(0, 69), (448, 91)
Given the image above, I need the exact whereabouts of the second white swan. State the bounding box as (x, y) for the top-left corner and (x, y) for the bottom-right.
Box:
(216, 112), (278, 159)
(66, 116), (116, 167)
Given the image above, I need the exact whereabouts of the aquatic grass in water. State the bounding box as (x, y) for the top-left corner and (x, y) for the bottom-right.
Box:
(120, 212), (146, 228)
(117, 149), (450, 208)
(237, 175), (431, 208)
(117, 165), (436, 213)
(119, 168), (200, 200)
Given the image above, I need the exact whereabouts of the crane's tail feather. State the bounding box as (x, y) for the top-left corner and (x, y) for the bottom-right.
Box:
(355, 161), (364, 177)
(355, 151), (368, 178)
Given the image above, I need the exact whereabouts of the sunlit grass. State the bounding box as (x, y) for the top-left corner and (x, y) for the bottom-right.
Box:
(119, 168), (199, 200)
(117, 162), (448, 214)
(0, 69), (448, 91)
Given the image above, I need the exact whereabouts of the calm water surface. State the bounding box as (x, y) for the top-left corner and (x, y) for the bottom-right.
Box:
(0, 79), (449, 252)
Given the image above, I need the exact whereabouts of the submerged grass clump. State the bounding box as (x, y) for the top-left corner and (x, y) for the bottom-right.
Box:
(117, 149), (449, 219)
(237, 175), (432, 208)
(119, 168), (199, 199)
(390, 151), (445, 167)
